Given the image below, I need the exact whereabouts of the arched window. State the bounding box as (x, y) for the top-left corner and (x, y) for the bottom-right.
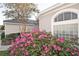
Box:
(54, 12), (78, 22)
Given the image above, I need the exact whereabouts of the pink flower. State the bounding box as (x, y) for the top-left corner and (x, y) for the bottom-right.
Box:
(24, 50), (29, 56)
(15, 37), (19, 41)
(57, 37), (64, 43)
(57, 46), (62, 51)
(21, 47), (25, 51)
(42, 45), (50, 53)
(38, 35), (43, 39)
(15, 37), (20, 44)
(52, 45), (58, 50)
(20, 33), (32, 37)
(23, 33), (32, 37)
(39, 34), (47, 39)
(20, 38), (26, 42)
(20, 44), (24, 47)
(28, 36), (34, 41)
(66, 48), (71, 51)
(15, 45), (18, 48)
(40, 31), (46, 35)
(42, 45), (48, 49)
(27, 43), (30, 46)
(13, 48), (15, 51)
(45, 49), (50, 53)
(71, 52), (75, 56)
(33, 43), (36, 48)
(20, 33), (25, 37)
(32, 28), (39, 33)
(52, 45), (62, 51)
(73, 47), (78, 51)
(25, 43), (28, 47)
(27, 41), (31, 44)
(77, 51), (79, 56)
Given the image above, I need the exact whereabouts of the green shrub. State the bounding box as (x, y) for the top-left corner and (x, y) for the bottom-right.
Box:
(5, 33), (20, 40)
(0, 51), (9, 56)
(1, 33), (20, 45)
(1, 32), (5, 40)
(0, 25), (5, 30)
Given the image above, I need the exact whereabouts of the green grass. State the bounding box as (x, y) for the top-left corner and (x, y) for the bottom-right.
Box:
(0, 50), (9, 56)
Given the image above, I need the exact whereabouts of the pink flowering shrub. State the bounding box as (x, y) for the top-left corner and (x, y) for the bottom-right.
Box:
(8, 29), (79, 56)
(56, 37), (64, 43)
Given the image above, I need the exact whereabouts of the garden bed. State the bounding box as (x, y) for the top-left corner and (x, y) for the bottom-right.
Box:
(0, 29), (79, 56)
(7, 29), (79, 56)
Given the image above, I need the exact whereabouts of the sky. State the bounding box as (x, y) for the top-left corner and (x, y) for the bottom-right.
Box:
(37, 3), (56, 11)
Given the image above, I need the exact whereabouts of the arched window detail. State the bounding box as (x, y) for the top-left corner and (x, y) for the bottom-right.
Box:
(72, 12), (77, 19)
(54, 12), (78, 22)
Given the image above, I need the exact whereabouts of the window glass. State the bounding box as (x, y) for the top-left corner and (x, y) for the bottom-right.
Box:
(57, 13), (63, 21)
(54, 17), (57, 22)
(53, 24), (78, 39)
(64, 12), (71, 20)
(54, 12), (77, 22)
(72, 12), (77, 19)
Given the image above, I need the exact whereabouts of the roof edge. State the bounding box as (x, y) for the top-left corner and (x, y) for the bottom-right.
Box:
(38, 3), (77, 17)
(38, 3), (64, 16)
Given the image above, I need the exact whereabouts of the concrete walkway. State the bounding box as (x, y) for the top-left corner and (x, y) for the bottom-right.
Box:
(0, 45), (11, 51)
(0, 39), (12, 51)
(0, 37), (11, 51)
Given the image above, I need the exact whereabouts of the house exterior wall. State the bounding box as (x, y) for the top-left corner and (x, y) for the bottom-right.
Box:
(4, 23), (38, 35)
(38, 4), (79, 43)
(26, 25), (38, 32)
(39, 4), (79, 33)
(38, 4), (75, 32)
(5, 24), (20, 35)
(39, 13), (53, 32)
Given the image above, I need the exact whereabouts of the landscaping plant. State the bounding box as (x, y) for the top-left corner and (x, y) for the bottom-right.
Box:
(8, 29), (79, 56)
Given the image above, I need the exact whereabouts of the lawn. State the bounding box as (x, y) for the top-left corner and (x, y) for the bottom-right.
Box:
(0, 50), (9, 56)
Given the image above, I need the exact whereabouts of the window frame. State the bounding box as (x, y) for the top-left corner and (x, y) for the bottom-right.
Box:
(54, 12), (78, 22)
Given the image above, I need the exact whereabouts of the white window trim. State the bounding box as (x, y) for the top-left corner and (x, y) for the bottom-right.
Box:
(51, 8), (79, 35)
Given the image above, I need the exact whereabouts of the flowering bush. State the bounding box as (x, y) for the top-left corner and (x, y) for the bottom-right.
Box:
(8, 29), (79, 56)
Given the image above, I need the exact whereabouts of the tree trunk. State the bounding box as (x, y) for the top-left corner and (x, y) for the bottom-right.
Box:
(19, 23), (27, 33)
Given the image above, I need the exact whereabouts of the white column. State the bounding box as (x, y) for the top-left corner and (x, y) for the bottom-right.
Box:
(78, 22), (79, 43)
(77, 13), (79, 43)
(0, 33), (1, 46)
(51, 18), (54, 35)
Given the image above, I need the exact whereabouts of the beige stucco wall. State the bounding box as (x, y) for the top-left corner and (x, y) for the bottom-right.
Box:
(5, 23), (38, 35)
(38, 4), (79, 33)
(38, 4), (69, 32)
(39, 13), (53, 32)
(27, 25), (38, 32)
(5, 24), (20, 35)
